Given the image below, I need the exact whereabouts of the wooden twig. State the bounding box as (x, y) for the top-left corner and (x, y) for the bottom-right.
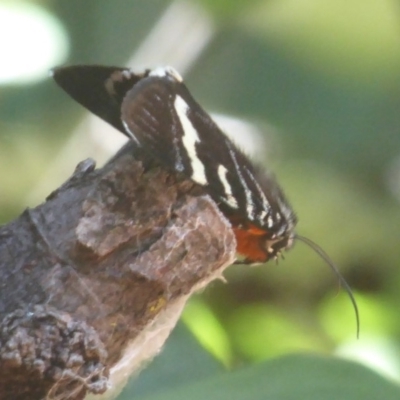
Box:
(0, 143), (236, 400)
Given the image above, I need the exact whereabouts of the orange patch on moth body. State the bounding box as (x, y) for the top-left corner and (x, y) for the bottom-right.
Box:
(232, 224), (269, 263)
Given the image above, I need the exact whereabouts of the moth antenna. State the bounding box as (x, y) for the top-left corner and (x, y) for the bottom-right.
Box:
(295, 234), (360, 338)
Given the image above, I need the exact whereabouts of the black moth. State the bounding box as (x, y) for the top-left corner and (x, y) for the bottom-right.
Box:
(52, 64), (359, 336)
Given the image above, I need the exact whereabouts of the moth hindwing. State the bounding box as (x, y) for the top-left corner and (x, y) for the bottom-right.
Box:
(52, 65), (297, 263)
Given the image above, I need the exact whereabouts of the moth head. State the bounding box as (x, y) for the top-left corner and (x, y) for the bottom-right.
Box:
(232, 216), (296, 265)
(264, 230), (295, 261)
(261, 207), (297, 260)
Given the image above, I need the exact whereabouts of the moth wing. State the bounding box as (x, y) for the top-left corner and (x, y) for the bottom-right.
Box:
(121, 76), (194, 177)
(121, 75), (260, 220)
(52, 65), (147, 135)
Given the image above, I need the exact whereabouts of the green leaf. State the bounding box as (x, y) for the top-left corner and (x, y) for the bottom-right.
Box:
(136, 353), (400, 400)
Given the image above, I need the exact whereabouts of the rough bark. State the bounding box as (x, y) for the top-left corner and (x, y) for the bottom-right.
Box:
(0, 143), (236, 400)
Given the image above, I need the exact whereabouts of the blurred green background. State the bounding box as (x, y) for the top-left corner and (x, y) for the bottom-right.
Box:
(1, 0), (400, 398)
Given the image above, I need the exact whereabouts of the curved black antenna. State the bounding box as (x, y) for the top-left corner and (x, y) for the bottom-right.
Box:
(295, 234), (360, 339)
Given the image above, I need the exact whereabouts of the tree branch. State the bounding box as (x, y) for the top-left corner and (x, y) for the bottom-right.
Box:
(0, 143), (236, 400)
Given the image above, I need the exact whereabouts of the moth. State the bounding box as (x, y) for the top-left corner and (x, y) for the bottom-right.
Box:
(52, 64), (359, 335)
